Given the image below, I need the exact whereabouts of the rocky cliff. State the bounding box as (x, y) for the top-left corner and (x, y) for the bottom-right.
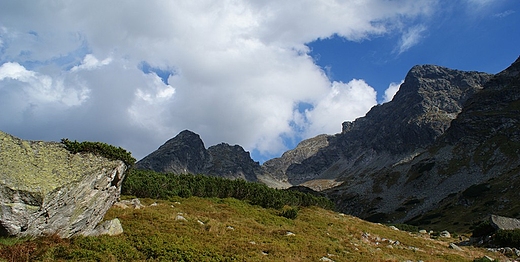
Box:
(135, 130), (265, 182)
(133, 57), (520, 232)
(323, 57), (520, 230)
(0, 131), (126, 238)
(135, 130), (209, 175)
(276, 64), (492, 186)
(262, 134), (331, 184)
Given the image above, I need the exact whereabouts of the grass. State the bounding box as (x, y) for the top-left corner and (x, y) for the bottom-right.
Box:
(406, 165), (520, 234)
(0, 196), (506, 262)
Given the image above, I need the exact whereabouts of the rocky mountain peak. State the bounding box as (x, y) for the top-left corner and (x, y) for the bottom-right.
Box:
(207, 143), (261, 181)
(279, 64), (493, 186)
(136, 131), (264, 182)
(394, 64), (492, 110)
(322, 56), (520, 230)
(135, 129), (209, 174)
(262, 134), (331, 183)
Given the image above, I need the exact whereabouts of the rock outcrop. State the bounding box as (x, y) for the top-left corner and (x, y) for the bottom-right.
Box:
(0, 131), (126, 238)
(272, 64), (492, 186)
(134, 130), (209, 174)
(135, 130), (265, 182)
(262, 134), (331, 184)
(258, 57), (520, 231)
(325, 57), (520, 227)
(490, 215), (520, 231)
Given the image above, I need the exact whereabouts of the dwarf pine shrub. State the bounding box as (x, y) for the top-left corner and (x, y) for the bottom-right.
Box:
(280, 207), (299, 219)
(122, 169), (334, 210)
(61, 138), (136, 166)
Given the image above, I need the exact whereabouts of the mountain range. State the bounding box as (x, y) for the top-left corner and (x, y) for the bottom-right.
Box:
(135, 56), (520, 231)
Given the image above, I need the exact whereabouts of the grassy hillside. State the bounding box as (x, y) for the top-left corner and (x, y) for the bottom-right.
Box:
(0, 196), (505, 261)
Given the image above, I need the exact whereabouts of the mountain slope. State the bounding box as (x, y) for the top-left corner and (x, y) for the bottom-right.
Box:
(274, 64), (492, 186)
(135, 130), (209, 174)
(325, 57), (520, 231)
(262, 134), (331, 184)
(0, 197), (504, 261)
(135, 130), (264, 181)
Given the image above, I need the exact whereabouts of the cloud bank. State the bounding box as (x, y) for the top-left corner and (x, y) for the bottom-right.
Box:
(0, 1), (437, 161)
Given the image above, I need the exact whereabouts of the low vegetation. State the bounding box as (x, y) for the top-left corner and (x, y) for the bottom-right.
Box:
(122, 169), (334, 210)
(494, 229), (520, 248)
(61, 138), (136, 166)
(0, 197), (504, 261)
(0, 141), (512, 261)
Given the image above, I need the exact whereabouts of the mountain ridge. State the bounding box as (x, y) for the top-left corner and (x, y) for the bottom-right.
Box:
(134, 56), (520, 232)
(135, 130), (270, 183)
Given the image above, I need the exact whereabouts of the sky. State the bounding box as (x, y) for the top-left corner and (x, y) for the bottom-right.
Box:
(0, 1), (519, 163)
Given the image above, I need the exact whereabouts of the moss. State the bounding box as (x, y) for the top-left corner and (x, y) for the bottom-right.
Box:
(0, 131), (121, 195)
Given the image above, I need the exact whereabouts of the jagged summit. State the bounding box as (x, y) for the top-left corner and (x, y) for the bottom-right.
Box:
(136, 130), (209, 174)
(135, 130), (264, 181)
(277, 64), (492, 185)
(323, 56), (520, 230)
(206, 143), (261, 181)
(135, 57), (520, 232)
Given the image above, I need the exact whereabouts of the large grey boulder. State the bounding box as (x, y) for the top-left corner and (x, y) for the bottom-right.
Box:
(0, 131), (126, 238)
(490, 215), (520, 231)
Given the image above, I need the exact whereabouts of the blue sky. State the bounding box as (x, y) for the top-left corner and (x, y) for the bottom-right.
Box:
(0, 1), (519, 163)
(308, 2), (519, 103)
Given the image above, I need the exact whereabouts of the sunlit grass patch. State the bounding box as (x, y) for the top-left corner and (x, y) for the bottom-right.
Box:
(0, 196), (507, 261)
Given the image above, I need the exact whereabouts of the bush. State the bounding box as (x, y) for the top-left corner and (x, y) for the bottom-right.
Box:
(471, 220), (496, 238)
(61, 138), (136, 167)
(122, 169), (335, 210)
(387, 224), (419, 233)
(280, 207), (299, 220)
(494, 229), (520, 248)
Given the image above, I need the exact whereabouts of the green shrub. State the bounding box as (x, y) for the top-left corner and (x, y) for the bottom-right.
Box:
(471, 220), (495, 238)
(388, 224), (419, 233)
(280, 207), (299, 219)
(122, 169), (335, 210)
(494, 229), (520, 248)
(473, 256), (494, 262)
(61, 138), (136, 166)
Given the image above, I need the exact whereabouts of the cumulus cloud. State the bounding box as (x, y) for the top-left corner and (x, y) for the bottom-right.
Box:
(0, 1), (437, 160)
(382, 80), (404, 103)
(71, 54), (112, 72)
(0, 62), (90, 107)
(304, 79), (377, 136)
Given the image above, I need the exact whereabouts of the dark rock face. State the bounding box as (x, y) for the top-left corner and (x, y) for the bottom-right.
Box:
(326, 57), (520, 226)
(136, 130), (262, 181)
(135, 130), (209, 174)
(279, 64), (492, 186)
(206, 143), (261, 181)
(262, 134), (330, 184)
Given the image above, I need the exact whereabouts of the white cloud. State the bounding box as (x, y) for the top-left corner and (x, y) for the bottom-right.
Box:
(0, 62), (35, 81)
(382, 80), (404, 103)
(494, 10), (515, 18)
(71, 54), (112, 72)
(305, 79), (377, 136)
(0, 1), (437, 160)
(0, 62), (90, 106)
(396, 25), (427, 54)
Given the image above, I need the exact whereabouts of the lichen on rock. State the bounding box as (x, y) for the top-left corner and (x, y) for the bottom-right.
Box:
(0, 131), (126, 238)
